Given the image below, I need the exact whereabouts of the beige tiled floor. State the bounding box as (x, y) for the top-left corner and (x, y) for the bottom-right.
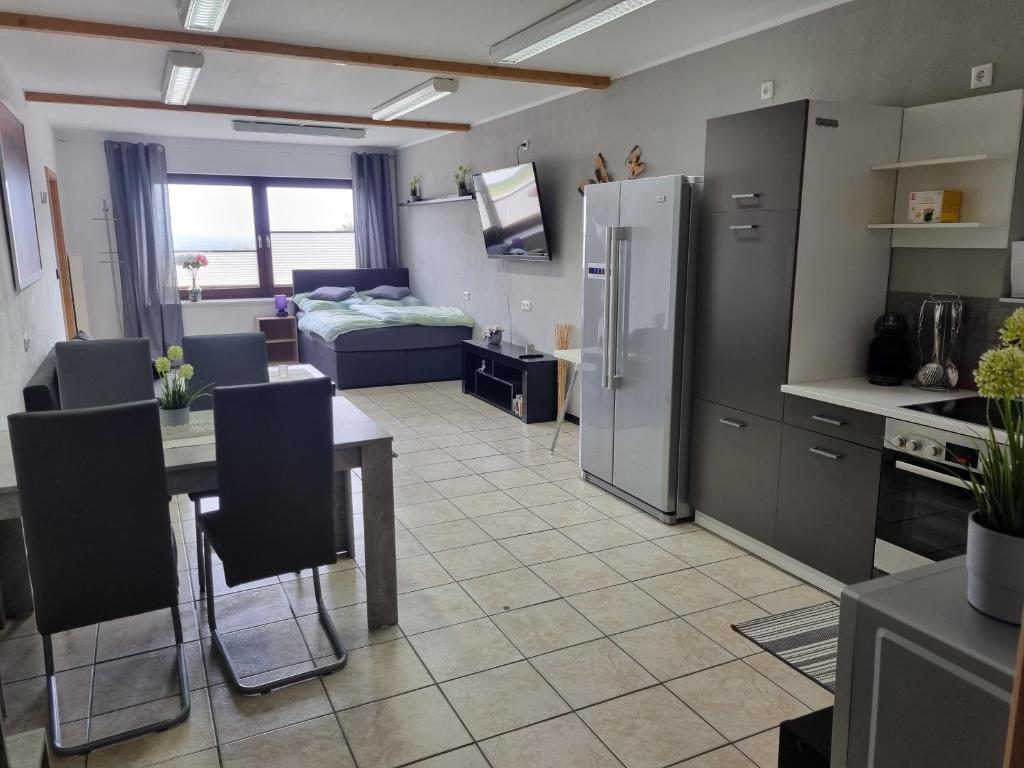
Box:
(0, 379), (835, 767)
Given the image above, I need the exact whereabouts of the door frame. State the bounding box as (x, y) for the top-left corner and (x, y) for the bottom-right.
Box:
(45, 167), (77, 339)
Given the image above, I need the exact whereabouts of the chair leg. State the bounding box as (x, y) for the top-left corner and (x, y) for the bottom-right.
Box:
(44, 606), (191, 756)
(209, 565), (347, 695)
(194, 499), (205, 596)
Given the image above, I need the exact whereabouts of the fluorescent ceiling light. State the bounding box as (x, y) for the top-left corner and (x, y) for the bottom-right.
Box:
(162, 51), (204, 105)
(490, 0), (659, 64)
(232, 120), (367, 139)
(179, 0), (232, 32)
(372, 77), (458, 121)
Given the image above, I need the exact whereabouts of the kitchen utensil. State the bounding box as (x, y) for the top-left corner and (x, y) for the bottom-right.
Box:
(945, 300), (962, 387)
(914, 301), (945, 388)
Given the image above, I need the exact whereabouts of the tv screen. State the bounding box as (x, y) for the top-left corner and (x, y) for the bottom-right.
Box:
(472, 163), (551, 260)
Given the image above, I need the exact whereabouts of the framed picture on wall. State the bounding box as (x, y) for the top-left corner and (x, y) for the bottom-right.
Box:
(0, 98), (42, 290)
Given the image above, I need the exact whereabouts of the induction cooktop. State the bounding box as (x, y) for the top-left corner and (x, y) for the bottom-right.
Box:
(902, 396), (1018, 432)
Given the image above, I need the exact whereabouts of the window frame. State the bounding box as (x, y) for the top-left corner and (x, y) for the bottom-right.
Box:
(168, 174), (354, 300)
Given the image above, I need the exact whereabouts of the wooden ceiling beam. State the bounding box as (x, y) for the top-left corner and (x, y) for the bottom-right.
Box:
(23, 92), (472, 132)
(0, 12), (611, 90)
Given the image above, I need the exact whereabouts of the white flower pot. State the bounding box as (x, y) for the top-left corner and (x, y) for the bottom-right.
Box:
(966, 512), (1024, 625)
(160, 407), (191, 428)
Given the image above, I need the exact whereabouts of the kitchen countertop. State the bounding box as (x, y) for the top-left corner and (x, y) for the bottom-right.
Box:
(781, 377), (992, 438)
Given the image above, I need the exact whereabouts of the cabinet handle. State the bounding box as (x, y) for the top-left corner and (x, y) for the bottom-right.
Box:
(812, 415), (846, 427)
(718, 418), (746, 429)
(729, 224), (758, 231)
(809, 446), (843, 460)
(731, 193), (758, 199)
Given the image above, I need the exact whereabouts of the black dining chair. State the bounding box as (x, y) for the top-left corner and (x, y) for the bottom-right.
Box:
(53, 338), (154, 410)
(7, 401), (190, 755)
(196, 376), (347, 694)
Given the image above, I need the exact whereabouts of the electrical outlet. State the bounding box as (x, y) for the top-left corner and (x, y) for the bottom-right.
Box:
(760, 80), (774, 100)
(462, 290), (471, 300)
(521, 300), (532, 311)
(971, 63), (993, 89)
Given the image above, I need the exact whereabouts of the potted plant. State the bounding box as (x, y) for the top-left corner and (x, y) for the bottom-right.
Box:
(156, 345), (211, 427)
(409, 175), (421, 202)
(454, 165), (470, 197)
(966, 307), (1024, 624)
(482, 324), (504, 346)
(179, 253), (208, 302)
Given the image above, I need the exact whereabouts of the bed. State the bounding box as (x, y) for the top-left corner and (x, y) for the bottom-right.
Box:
(292, 268), (474, 389)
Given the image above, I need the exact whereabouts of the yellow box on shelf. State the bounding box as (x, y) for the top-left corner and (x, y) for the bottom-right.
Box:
(908, 189), (962, 223)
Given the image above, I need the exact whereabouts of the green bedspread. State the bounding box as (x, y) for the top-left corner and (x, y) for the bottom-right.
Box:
(296, 295), (474, 342)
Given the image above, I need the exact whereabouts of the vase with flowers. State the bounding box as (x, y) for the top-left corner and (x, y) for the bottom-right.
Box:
(483, 324), (504, 346)
(965, 307), (1024, 623)
(156, 345), (211, 427)
(454, 165), (471, 197)
(179, 253), (209, 302)
(409, 176), (421, 202)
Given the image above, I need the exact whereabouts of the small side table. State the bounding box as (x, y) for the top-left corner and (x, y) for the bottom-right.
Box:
(550, 348), (582, 452)
(256, 316), (299, 365)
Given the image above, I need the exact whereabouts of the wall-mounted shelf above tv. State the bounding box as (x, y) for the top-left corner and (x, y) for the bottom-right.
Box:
(870, 154), (1004, 171)
(866, 222), (997, 230)
(399, 194), (475, 207)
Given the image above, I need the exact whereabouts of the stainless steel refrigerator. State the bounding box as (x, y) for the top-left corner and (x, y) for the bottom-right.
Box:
(580, 174), (701, 523)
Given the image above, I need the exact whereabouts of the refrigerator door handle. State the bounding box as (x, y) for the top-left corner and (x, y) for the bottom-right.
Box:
(602, 226), (626, 389)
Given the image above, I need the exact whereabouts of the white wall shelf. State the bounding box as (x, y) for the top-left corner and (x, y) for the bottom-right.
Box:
(866, 222), (995, 230)
(999, 297), (1024, 304)
(871, 154), (1003, 171)
(399, 195), (475, 207)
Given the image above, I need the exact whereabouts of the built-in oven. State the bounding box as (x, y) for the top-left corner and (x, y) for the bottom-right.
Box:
(875, 418), (985, 575)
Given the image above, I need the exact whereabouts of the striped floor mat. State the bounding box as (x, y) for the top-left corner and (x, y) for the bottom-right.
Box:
(732, 602), (840, 693)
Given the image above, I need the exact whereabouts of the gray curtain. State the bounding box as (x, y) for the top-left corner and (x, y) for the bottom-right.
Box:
(104, 141), (183, 358)
(351, 153), (399, 269)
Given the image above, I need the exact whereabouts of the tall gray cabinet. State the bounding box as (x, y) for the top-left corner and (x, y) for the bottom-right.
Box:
(690, 100), (902, 565)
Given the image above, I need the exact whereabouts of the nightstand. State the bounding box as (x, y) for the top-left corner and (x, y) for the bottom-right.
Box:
(256, 316), (299, 364)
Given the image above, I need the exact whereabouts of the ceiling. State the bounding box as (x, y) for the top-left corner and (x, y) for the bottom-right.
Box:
(0, 0), (852, 148)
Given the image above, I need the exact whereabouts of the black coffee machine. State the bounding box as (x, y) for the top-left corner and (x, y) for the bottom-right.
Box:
(868, 311), (909, 386)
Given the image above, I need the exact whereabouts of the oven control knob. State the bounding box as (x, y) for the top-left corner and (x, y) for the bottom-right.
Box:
(906, 439), (922, 452)
(925, 443), (942, 458)
(890, 435), (907, 448)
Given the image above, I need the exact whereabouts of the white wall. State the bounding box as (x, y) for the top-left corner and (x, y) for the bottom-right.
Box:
(0, 60), (66, 422)
(54, 132), (391, 340)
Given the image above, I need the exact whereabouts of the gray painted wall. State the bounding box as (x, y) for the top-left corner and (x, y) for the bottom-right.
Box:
(397, 0), (1024, 413)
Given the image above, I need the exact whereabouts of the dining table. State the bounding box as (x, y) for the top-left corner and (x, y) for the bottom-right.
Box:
(0, 364), (398, 630)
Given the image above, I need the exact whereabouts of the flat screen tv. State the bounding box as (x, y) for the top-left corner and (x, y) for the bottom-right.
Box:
(472, 163), (551, 260)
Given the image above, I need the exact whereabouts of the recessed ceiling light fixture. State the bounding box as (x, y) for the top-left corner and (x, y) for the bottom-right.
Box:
(231, 120), (367, 139)
(372, 77), (459, 121)
(162, 51), (204, 105)
(178, 0), (232, 32)
(490, 0), (659, 64)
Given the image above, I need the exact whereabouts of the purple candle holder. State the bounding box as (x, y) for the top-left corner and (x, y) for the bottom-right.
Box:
(274, 294), (288, 317)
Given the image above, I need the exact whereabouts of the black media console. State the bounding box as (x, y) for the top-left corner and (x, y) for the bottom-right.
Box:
(461, 339), (557, 424)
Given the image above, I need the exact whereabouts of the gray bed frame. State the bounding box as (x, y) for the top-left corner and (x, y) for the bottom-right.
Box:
(292, 268), (473, 389)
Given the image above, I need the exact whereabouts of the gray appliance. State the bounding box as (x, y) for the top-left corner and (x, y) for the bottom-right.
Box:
(580, 174), (701, 522)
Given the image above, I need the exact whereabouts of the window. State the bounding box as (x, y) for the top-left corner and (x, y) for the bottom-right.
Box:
(168, 175), (355, 298)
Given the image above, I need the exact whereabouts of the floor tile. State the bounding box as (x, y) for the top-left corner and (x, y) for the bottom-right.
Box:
(561, 519), (645, 552)
(398, 583), (485, 635)
(155, 749), (221, 767)
(92, 644), (203, 715)
(408, 745), (490, 767)
(555, 478), (608, 499)
(450, 490), (522, 517)
(441, 661), (569, 740)
(612, 618), (734, 681)
(617, 512), (693, 540)
(531, 461), (583, 481)
(503, 482), (575, 507)
(529, 499), (607, 528)
(698, 556), (801, 598)
(473, 508), (552, 539)
(196, 585), (292, 638)
(398, 554), (454, 593)
(2, 666), (92, 734)
(297, 602), (402, 657)
(668, 661), (808, 741)
(568, 583), (674, 635)
(397, 448), (453, 466)
(430, 475), (497, 499)
(394, 530), (430, 559)
(323, 637), (433, 711)
(443, 442), (501, 461)
(596, 541), (689, 580)
(683, 601), (770, 658)
(530, 553), (627, 596)
(583, 494), (642, 517)
(491, 599), (602, 657)
(508, 448), (565, 467)
(1, 625), (97, 682)
(480, 713), (621, 768)
(533, 638), (655, 708)
(678, 745), (759, 767)
(744, 653), (834, 711)
(209, 677), (332, 744)
(281, 569), (367, 615)
(636, 569), (741, 616)
(97, 609), (193, 662)
(579, 686), (725, 768)
(411, 519), (491, 553)
(498, 529), (585, 565)
(461, 454), (522, 474)
(749, 586), (835, 615)
(395, 483), (444, 505)
(461, 567), (559, 614)
(396, 500), (466, 529)
(433, 541), (523, 580)
(338, 686), (471, 768)
(219, 714), (356, 767)
(408, 618), (522, 681)
(656, 530), (744, 566)
(414, 461), (476, 483)
(735, 729), (779, 768)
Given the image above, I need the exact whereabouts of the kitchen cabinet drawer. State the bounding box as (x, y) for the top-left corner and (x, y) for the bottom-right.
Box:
(703, 100), (808, 213)
(783, 395), (885, 450)
(694, 210), (798, 421)
(691, 399), (782, 546)
(776, 425), (881, 584)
